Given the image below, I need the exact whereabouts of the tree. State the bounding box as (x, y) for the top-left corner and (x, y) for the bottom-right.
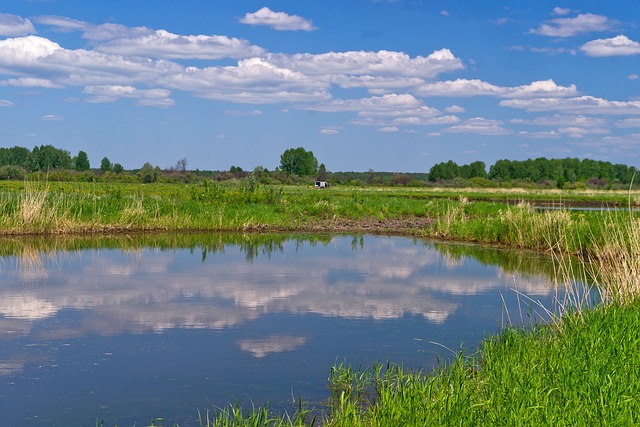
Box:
(317, 163), (328, 181)
(100, 157), (112, 173)
(139, 162), (158, 183)
(74, 150), (90, 171)
(175, 158), (188, 172)
(32, 145), (72, 170)
(113, 163), (124, 174)
(280, 147), (318, 176)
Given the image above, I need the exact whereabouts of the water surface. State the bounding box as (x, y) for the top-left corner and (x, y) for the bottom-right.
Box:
(0, 233), (563, 426)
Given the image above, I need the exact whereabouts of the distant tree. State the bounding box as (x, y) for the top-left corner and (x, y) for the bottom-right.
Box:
(280, 147), (318, 176)
(428, 160), (459, 181)
(139, 162), (158, 183)
(175, 158), (188, 172)
(113, 163), (124, 174)
(100, 156), (112, 173)
(317, 163), (328, 181)
(229, 165), (243, 173)
(32, 145), (72, 170)
(74, 150), (91, 171)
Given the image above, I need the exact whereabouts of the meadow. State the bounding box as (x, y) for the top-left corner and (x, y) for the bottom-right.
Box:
(2, 178), (640, 426)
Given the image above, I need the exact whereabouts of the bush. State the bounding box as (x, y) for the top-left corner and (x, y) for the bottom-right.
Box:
(0, 165), (26, 180)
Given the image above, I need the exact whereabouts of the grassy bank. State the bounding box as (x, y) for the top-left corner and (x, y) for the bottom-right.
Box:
(2, 180), (638, 258)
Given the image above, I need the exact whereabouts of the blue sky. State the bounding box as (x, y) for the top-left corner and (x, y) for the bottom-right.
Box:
(1, 1), (639, 172)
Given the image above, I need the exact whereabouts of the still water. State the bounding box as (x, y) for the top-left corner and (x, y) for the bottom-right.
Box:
(0, 233), (563, 426)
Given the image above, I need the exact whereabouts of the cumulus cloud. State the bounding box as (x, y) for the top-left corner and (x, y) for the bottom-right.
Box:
(0, 35), (182, 88)
(95, 30), (265, 60)
(444, 117), (512, 135)
(558, 126), (609, 138)
(378, 126), (399, 132)
(581, 35), (640, 57)
(552, 7), (572, 16)
(0, 77), (62, 88)
(530, 13), (617, 37)
(83, 85), (174, 107)
(0, 100), (15, 107)
(500, 96), (640, 115)
(267, 49), (463, 79)
(414, 79), (577, 98)
(0, 13), (36, 36)
(239, 7), (316, 31)
(615, 118), (640, 128)
(518, 130), (561, 139)
(517, 114), (608, 128)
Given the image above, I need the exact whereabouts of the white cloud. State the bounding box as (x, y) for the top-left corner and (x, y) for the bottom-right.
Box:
(0, 13), (35, 36)
(0, 99), (14, 107)
(379, 126), (399, 132)
(444, 117), (512, 135)
(0, 36), (182, 87)
(95, 30), (265, 60)
(33, 15), (88, 32)
(83, 85), (174, 107)
(629, 74), (639, 80)
(41, 114), (63, 120)
(0, 77), (62, 88)
(615, 118), (640, 128)
(440, 10), (449, 17)
(320, 128), (339, 134)
(414, 79), (577, 98)
(303, 93), (423, 113)
(552, 7), (572, 16)
(558, 126), (609, 138)
(530, 13), (617, 37)
(267, 49), (463, 80)
(518, 114), (608, 128)
(224, 109), (263, 116)
(164, 57), (330, 104)
(239, 7), (316, 31)
(500, 96), (640, 115)
(530, 46), (577, 55)
(581, 35), (640, 57)
(445, 105), (465, 113)
(518, 130), (561, 139)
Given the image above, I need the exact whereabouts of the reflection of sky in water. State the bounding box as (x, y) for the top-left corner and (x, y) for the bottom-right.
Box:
(0, 235), (559, 426)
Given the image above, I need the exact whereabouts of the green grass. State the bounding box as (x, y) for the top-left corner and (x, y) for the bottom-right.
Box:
(318, 301), (640, 426)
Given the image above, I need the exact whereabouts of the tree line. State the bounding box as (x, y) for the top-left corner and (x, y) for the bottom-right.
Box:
(429, 158), (638, 188)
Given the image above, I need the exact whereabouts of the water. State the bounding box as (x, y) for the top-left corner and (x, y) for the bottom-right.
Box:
(0, 233), (563, 426)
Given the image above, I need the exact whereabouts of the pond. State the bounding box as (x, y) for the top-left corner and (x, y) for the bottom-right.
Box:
(0, 233), (566, 426)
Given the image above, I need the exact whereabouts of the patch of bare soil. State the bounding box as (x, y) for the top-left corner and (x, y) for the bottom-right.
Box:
(247, 216), (434, 236)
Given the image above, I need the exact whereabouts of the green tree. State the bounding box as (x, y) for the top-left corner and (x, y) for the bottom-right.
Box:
(113, 163), (124, 174)
(74, 150), (91, 171)
(280, 147), (318, 176)
(317, 163), (328, 180)
(139, 162), (158, 183)
(100, 157), (112, 173)
(32, 145), (72, 170)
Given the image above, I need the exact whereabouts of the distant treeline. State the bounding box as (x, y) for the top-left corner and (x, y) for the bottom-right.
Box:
(1, 144), (638, 189)
(429, 158), (638, 188)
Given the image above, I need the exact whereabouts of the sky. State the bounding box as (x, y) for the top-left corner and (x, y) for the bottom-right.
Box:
(0, 1), (639, 173)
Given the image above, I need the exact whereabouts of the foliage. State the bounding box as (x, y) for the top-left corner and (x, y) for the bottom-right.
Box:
(280, 147), (318, 177)
(74, 150), (91, 171)
(100, 156), (112, 172)
(487, 157), (637, 186)
(139, 162), (159, 183)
